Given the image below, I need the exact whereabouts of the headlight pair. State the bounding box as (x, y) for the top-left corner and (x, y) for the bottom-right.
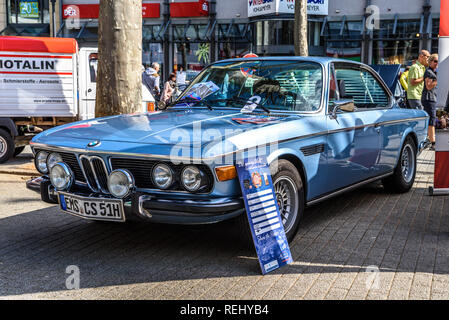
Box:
(34, 151), (62, 174)
(152, 163), (207, 192)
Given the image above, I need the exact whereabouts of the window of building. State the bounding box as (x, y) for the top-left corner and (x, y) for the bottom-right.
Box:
(373, 19), (421, 66)
(173, 23), (210, 78)
(323, 19), (362, 61)
(7, 0), (49, 24)
(431, 18), (440, 55)
(218, 22), (252, 60)
(253, 20), (295, 56)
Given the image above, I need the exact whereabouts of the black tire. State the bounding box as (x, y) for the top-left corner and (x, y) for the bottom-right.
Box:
(13, 146), (25, 157)
(382, 136), (417, 193)
(0, 128), (14, 164)
(235, 159), (305, 244)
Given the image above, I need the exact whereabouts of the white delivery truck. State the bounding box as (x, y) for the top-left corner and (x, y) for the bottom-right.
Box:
(0, 36), (155, 163)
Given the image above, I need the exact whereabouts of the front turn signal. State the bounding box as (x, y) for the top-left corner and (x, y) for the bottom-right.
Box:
(215, 165), (237, 182)
(147, 102), (155, 112)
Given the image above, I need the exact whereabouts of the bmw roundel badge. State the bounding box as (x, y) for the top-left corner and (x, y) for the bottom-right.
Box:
(87, 140), (101, 148)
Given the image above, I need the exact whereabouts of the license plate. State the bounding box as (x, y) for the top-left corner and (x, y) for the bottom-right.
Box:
(58, 192), (125, 222)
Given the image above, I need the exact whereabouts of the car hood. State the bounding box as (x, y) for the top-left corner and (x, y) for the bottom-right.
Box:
(33, 109), (301, 157)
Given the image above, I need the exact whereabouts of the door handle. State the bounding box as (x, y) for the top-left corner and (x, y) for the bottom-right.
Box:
(374, 123), (381, 133)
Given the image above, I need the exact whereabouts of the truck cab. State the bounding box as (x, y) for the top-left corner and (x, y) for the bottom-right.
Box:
(0, 36), (155, 163)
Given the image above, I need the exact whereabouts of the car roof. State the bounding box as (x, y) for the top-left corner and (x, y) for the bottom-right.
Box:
(210, 56), (363, 67)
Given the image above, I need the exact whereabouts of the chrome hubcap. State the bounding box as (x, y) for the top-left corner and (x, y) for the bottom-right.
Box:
(274, 176), (299, 234)
(0, 136), (6, 158)
(401, 144), (415, 183)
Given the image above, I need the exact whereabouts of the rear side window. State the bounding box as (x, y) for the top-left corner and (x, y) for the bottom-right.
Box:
(335, 68), (389, 109)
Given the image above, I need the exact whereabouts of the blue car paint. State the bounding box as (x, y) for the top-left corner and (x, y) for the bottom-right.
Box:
(30, 57), (429, 221)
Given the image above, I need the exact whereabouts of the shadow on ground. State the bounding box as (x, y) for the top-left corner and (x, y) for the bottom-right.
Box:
(0, 180), (448, 297)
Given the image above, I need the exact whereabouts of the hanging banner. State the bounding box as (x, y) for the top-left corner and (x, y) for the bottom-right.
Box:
(236, 156), (293, 274)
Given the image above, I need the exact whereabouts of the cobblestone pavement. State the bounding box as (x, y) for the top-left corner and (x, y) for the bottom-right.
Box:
(0, 150), (448, 300)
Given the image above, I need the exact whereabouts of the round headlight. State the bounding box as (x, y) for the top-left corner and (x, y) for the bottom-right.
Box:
(49, 163), (73, 191)
(47, 153), (63, 171)
(35, 151), (49, 174)
(152, 164), (173, 190)
(107, 169), (134, 198)
(181, 166), (203, 192)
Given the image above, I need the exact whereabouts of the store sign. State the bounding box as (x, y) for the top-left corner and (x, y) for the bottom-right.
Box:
(170, 0), (209, 18)
(19, 0), (39, 19)
(62, 3), (160, 19)
(236, 156), (293, 275)
(248, 0), (328, 17)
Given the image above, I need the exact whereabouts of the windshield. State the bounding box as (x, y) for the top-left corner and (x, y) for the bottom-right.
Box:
(177, 60), (323, 112)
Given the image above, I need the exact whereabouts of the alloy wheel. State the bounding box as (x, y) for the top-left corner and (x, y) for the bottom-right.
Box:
(273, 175), (299, 235)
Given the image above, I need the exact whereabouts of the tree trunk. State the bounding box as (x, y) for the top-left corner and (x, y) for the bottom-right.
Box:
(294, 0), (308, 56)
(95, 0), (142, 117)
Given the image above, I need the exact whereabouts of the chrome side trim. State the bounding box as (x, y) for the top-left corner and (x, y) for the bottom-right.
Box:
(30, 116), (428, 161)
(306, 171), (394, 206)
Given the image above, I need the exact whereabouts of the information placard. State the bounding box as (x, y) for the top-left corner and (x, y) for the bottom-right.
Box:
(236, 156), (293, 274)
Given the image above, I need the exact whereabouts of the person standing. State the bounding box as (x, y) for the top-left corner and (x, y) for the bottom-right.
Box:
(146, 62), (161, 102)
(422, 54), (438, 150)
(159, 73), (177, 110)
(407, 50), (430, 109)
(400, 66), (410, 91)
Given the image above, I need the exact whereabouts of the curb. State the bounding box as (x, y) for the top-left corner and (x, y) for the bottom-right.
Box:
(0, 169), (39, 176)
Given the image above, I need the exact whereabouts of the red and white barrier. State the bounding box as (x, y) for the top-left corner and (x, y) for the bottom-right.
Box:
(429, 0), (449, 196)
(430, 131), (449, 195)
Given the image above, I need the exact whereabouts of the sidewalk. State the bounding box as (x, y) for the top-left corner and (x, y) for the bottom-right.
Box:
(0, 146), (38, 176)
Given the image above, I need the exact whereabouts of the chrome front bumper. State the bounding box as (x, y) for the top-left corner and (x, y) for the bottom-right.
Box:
(26, 176), (245, 225)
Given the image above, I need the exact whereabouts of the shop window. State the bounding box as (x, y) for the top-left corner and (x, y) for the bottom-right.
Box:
(431, 18), (440, 55)
(323, 19), (362, 61)
(373, 19), (421, 66)
(254, 20), (295, 56)
(7, 0), (49, 24)
(218, 22), (252, 60)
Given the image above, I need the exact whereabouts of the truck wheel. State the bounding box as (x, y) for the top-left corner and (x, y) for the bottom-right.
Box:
(14, 146), (25, 157)
(382, 136), (417, 193)
(0, 128), (14, 164)
(235, 159), (305, 244)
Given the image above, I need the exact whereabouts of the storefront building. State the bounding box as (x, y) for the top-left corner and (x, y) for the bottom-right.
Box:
(0, 0), (441, 81)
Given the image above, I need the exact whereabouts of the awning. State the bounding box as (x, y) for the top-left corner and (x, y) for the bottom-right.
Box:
(0, 24), (50, 37)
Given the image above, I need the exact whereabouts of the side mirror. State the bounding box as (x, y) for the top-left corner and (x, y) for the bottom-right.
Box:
(331, 99), (355, 119)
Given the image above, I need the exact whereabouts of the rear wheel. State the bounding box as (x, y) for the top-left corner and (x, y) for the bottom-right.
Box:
(0, 128), (14, 164)
(382, 136), (417, 193)
(236, 159), (305, 244)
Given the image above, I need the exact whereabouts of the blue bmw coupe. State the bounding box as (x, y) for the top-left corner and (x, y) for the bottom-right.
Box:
(27, 57), (429, 241)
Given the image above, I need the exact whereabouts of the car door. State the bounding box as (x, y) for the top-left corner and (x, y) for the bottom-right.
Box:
(78, 49), (98, 120)
(325, 63), (386, 192)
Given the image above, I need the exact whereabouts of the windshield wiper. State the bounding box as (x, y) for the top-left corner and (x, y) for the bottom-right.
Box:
(170, 97), (213, 110)
(210, 96), (270, 114)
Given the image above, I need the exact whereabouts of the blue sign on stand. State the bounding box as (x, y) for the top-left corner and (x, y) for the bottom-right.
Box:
(236, 156), (293, 274)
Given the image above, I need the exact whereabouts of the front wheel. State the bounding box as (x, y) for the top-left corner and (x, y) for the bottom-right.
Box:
(382, 136), (417, 193)
(236, 159), (305, 244)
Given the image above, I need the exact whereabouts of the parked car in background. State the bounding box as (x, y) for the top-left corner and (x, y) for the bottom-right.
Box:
(27, 57), (428, 242)
(0, 36), (155, 163)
